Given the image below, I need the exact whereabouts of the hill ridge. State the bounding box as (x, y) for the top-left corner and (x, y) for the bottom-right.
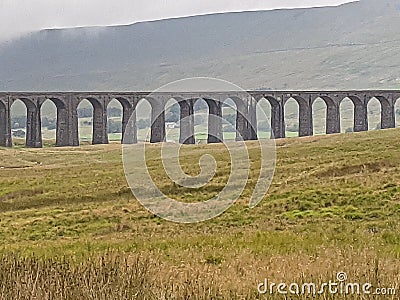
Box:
(1, 0), (400, 91)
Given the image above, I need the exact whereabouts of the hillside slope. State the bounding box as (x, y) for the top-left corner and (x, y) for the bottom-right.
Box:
(1, 0), (400, 91)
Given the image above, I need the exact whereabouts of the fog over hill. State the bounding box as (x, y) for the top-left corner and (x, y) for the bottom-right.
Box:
(1, 0), (400, 91)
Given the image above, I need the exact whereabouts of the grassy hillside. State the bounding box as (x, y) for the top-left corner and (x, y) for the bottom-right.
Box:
(0, 129), (399, 298)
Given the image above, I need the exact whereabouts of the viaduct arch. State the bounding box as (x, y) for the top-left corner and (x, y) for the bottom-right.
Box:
(0, 91), (399, 148)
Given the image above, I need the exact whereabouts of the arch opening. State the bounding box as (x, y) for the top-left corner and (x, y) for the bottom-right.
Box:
(77, 97), (106, 145)
(284, 97), (299, 137)
(312, 97), (327, 135)
(164, 98), (180, 143)
(107, 99), (124, 143)
(10, 99), (33, 146)
(257, 98), (272, 139)
(367, 97), (382, 131)
(135, 98), (152, 143)
(194, 98), (209, 144)
(40, 99), (59, 146)
(77, 99), (94, 144)
(340, 97), (355, 133)
(0, 101), (8, 147)
(222, 98), (237, 141)
(395, 97), (400, 128)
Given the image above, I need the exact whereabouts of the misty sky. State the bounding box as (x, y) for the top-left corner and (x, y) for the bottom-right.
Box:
(1, 0), (354, 41)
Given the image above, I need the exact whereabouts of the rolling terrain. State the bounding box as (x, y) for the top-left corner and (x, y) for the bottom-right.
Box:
(1, 0), (400, 91)
(4, 0), (400, 143)
(1, 1), (400, 298)
(0, 129), (399, 298)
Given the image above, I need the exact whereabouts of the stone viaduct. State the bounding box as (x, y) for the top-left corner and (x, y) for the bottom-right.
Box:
(0, 91), (399, 147)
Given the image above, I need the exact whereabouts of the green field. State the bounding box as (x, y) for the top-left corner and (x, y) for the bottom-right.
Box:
(1, 129), (400, 299)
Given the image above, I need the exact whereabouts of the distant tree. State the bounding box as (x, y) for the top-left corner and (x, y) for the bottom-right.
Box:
(108, 119), (122, 133)
(258, 121), (271, 131)
(166, 112), (179, 122)
(107, 107), (122, 117)
(345, 127), (354, 133)
(12, 129), (25, 137)
(194, 100), (208, 112)
(194, 115), (205, 126)
(165, 103), (180, 122)
(286, 124), (299, 132)
(375, 122), (381, 130)
(78, 108), (93, 118)
(167, 103), (180, 115)
(42, 117), (56, 129)
(223, 124), (236, 132)
(137, 119), (150, 129)
(223, 114), (236, 126)
(47, 123), (57, 130)
(42, 117), (50, 127)
(11, 116), (27, 129)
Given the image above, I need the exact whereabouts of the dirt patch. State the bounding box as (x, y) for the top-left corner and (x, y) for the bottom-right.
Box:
(0, 188), (45, 202)
(315, 160), (397, 178)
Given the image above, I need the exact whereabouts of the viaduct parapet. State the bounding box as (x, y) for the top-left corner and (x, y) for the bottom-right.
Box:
(0, 91), (399, 147)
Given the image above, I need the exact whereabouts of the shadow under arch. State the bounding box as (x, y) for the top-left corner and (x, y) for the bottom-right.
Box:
(221, 97), (237, 141)
(312, 97), (327, 135)
(370, 96), (395, 130)
(164, 98), (181, 143)
(106, 97), (133, 144)
(0, 100), (10, 147)
(133, 97), (154, 143)
(261, 96), (284, 139)
(0, 100), (6, 111)
(313, 96), (342, 135)
(395, 97), (400, 128)
(346, 96), (368, 132)
(76, 97), (108, 145)
(229, 95), (258, 141)
(292, 95), (313, 137)
(367, 97), (382, 131)
(203, 97), (223, 143)
(173, 96), (196, 144)
(340, 97), (355, 133)
(256, 97), (272, 139)
(41, 97), (68, 146)
(191, 98), (209, 144)
(284, 97), (300, 137)
(12, 97), (41, 147)
(111, 97), (134, 143)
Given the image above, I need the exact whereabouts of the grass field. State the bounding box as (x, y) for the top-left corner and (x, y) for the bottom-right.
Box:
(1, 129), (400, 299)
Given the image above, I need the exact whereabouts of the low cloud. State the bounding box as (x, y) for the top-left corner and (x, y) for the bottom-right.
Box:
(0, 0), (354, 41)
